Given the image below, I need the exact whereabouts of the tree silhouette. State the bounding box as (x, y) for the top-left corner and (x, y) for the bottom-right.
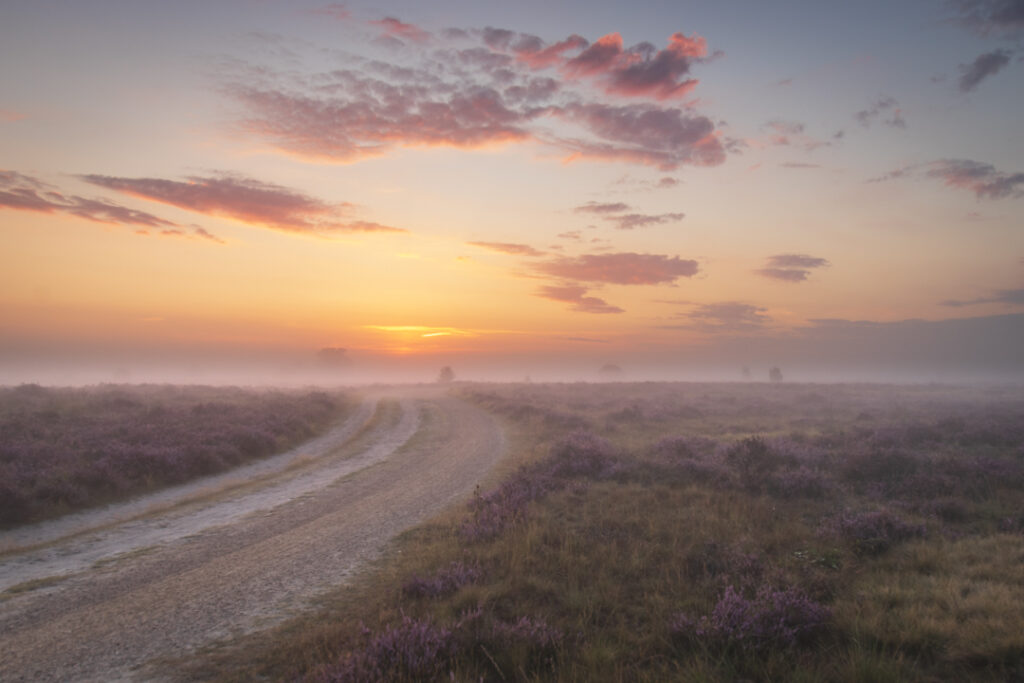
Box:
(437, 366), (455, 383)
(769, 366), (783, 383)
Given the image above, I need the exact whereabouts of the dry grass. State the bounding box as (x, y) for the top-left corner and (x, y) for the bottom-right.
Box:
(177, 381), (1024, 682)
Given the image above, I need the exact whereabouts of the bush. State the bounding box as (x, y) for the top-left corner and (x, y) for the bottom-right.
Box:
(672, 584), (830, 654)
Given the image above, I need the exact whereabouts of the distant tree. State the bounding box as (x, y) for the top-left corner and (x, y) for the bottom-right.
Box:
(600, 363), (623, 376)
(769, 366), (783, 383)
(741, 366), (751, 379)
(437, 366), (455, 383)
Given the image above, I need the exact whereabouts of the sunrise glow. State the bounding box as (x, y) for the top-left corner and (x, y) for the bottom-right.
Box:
(0, 0), (1021, 383)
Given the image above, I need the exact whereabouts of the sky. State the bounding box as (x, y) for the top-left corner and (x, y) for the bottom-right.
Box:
(0, 0), (1022, 383)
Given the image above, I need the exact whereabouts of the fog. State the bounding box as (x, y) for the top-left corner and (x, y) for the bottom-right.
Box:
(2, 312), (1022, 386)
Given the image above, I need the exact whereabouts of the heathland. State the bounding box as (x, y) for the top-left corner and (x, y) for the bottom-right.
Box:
(3, 381), (1024, 681)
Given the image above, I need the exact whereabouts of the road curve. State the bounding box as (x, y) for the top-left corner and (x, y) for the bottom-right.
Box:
(0, 388), (504, 682)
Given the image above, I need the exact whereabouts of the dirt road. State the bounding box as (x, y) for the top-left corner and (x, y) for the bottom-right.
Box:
(0, 388), (504, 682)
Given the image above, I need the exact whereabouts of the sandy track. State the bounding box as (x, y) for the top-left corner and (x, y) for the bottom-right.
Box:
(0, 388), (504, 682)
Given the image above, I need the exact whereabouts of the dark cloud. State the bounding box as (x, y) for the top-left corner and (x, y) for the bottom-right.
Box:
(553, 102), (724, 169)
(657, 177), (680, 188)
(958, 49), (1013, 91)
(0, 170), (196, 231)
(951, 0), (1024, 37)
(766, 254), (830, 268)
(556, 230), (583, 240)
(564, 32), (708, 100)
(854, 97), (906, 129)
(870, 158), (1024, 199)
(940, 287), (1024, 306)
(757, 268), (811, 282)
(605, 212), (685, 230)
(81, 173), (405, 234)
(536, 252), (699, 285)
(537, 283), (624, 314)
(756, 253), (829, 282)
(662, 301), (770, 332)
(924, 159), (1024, 199)
(574, 201), (631, 214)
(466, 240), (545, 256)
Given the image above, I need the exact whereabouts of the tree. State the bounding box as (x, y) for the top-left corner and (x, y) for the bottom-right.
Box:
(769, 366), (783, 383)
(437, 366), (455, 383)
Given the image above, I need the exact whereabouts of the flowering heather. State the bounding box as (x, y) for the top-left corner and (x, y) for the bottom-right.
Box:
(672, 585), (831, 654)
(824, 509), (927, 556)
(0, 384), (341, 525)
(316, 616), (455, 682)
(767, 465), (831, 499)
(725, 436), (795, 491)
(401, 561), (481, 599)
(458, 431), (619, 543)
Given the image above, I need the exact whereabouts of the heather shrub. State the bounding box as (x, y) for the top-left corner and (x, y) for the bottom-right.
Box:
(401, 561), (481, 599)
(671, 584), (831, 654)
(824, 509), (926, 556)
(544, 430), (620, 479)
(840, 448), (920, 490)
(725, 436), (794, 491)
(767, 466), (830, 499)
(316, 616), (455, 682)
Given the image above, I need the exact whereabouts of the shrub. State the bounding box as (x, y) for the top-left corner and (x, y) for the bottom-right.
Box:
(317, 616), (454, 682)
(402, 561), (481, 599)
(671, 584), (830, 654)
(824, 509), (926, 556)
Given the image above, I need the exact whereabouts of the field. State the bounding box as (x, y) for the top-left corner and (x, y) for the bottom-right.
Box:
(182, 381), (1024, 682)
(0, 384), (347, 526)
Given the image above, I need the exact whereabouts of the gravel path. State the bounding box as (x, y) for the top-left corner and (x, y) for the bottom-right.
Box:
(0, 388), (504, 682)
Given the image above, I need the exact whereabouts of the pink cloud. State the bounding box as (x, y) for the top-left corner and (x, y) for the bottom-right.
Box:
(0, 170), (186, 230)
(311, 4), (350, 20)
(756, 253), (829, 282)
(607, 212), (685, 230)
(80, 173), (405, 234)
(554, 103), (724, 169)
(537, 283), (624, 314)
(564, 33), (624, 75)
(221, 22), (728, 171)
(467, 240), (545, 256)
(925, 159), (1024, 199)
(574, 201), (631, 214)
(228, 78), (533, 162)
(0, 109), (26, 123)
(536, 252), (699, 285)
(371, 17), (431, 44)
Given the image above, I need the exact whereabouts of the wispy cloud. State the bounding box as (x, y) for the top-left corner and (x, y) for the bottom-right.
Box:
(80, 173), (405, 234)
(537, 283), (624, 314)
(924, 159), (1024, 199)
(536, 252), (699, 284)
(870, 158), (1024, 199)
(958, 49), (1013, 91)
(467, 240), (545, 256)
(756, 253), (830, 282)
(0, 170), (227, 243)
(605, 212), (685, 230)
(574, 201), (631, 214)
(662, 301), (771, 332)
(941, 287), (1024, 307)
(854, 96), (906, 129)
(371, 17), (432, 44)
